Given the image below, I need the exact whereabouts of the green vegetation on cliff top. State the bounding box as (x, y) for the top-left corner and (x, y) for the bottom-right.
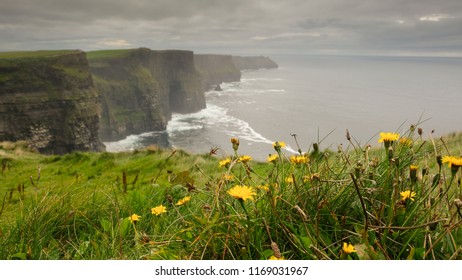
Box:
(0, 50), (81, 60)
(86, 49), (135, 60)
(1, 127), (462, 260)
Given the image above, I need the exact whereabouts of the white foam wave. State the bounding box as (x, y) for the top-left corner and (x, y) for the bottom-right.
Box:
(104, 131), (166, 152)
(167, 104), (276, 147)
(220, 81), (241, 89)
(241, 77), (284, 82)
(224, 119), (273, 145)
(166, 104), (227, 134)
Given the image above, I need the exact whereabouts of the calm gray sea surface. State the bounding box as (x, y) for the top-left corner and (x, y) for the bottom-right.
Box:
(105, 54), (462, 161)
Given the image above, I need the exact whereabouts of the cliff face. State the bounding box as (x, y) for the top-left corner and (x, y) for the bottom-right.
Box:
(194, 54), (278, 90)
(194, 54), (241, 90)
(89, 48), (204, 142)
(0, 48), (279, 153)
(153, 50), (205, 114)
(0, 50), (104, 154)
(231, 56), (278, 70)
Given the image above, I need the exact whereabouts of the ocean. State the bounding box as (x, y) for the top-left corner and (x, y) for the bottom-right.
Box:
(105, 54), (462, 161)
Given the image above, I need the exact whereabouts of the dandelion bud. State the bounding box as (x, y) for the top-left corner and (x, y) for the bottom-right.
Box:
(313, 143), (319, 153)
(346, 129), (351, 141)
(422, 168), (428, 177)
(271, 242), (282, 259)
(355, 161), (362, 178)
(166, 195), (173, 204)
(388, 146), (394, 160)
(436, 155), (442, 168)
(431, 174), (440, 188)
(231, 137), (240, 151)
(273, 141), (286, 153)
(410, 165), (418, 183)
(418, 127), (423, 136)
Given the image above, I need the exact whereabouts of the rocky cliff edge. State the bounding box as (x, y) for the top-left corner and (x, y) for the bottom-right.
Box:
(0, 50), (104, 154)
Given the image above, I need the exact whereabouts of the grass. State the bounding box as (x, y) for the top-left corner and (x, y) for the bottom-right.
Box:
(86, 49), (134, 60)
(0, 50), (80, 60)
(1, 127), (462, 260)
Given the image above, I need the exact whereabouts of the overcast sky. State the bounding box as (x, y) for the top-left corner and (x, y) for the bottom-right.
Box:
(1, 0), (462, 56)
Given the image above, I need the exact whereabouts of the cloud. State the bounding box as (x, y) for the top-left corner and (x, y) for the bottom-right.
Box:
(1, 0), (461, 56)
(251, 32), (321, 41)
(419, 14), (452, 22)
(97, 39), (131, 47)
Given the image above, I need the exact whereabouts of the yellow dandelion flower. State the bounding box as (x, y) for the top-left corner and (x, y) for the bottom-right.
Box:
(342, 242), (356, 254)
(442, 155), (452, 165)
(129, 214), (141, 223)
(268, 255), (285, 260)
(399, 137), (413, 146)
(286, 176), (294, 184)
(273, 141), (286, 149)
(222, 174), (234, 181)
(410, 165), (418, 171)
(273, 141), (286, 152)
(219, 158), (231, 168)
(452, 158), (462, 167)
(267, 153), (279, 163)
(303, 174), (321, 183)
(151, 205), (167, 216)
(400, 190), (416, 201)
(175, 196), (191, 206)
(256, 184), (270, 192)
(238, 155), (252, 163)
(378, 132), (400, 143)
(442, 155), (462, 167)
(290, 155), (309, 164)
(227, 185), (256, 201)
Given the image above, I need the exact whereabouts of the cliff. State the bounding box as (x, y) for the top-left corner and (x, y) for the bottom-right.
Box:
(0, 50), (104, 154)
(88, 48), (205, 142)
(231, 55), (278, 70)
(193, 54), (241, 90)
(193, 54), (278, 90)
(0, 48), (278, 153)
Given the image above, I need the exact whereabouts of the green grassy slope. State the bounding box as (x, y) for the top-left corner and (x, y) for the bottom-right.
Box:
(1, 129), (462, 260)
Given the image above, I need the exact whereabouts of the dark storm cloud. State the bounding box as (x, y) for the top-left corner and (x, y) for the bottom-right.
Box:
(1, 0), (461, 55)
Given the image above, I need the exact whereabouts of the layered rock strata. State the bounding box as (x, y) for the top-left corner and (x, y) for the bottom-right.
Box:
(0, 50), (104, 154)
(89, 48), (205, 141)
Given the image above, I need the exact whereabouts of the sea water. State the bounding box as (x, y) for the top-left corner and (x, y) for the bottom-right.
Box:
(105, 54), (462, 161)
